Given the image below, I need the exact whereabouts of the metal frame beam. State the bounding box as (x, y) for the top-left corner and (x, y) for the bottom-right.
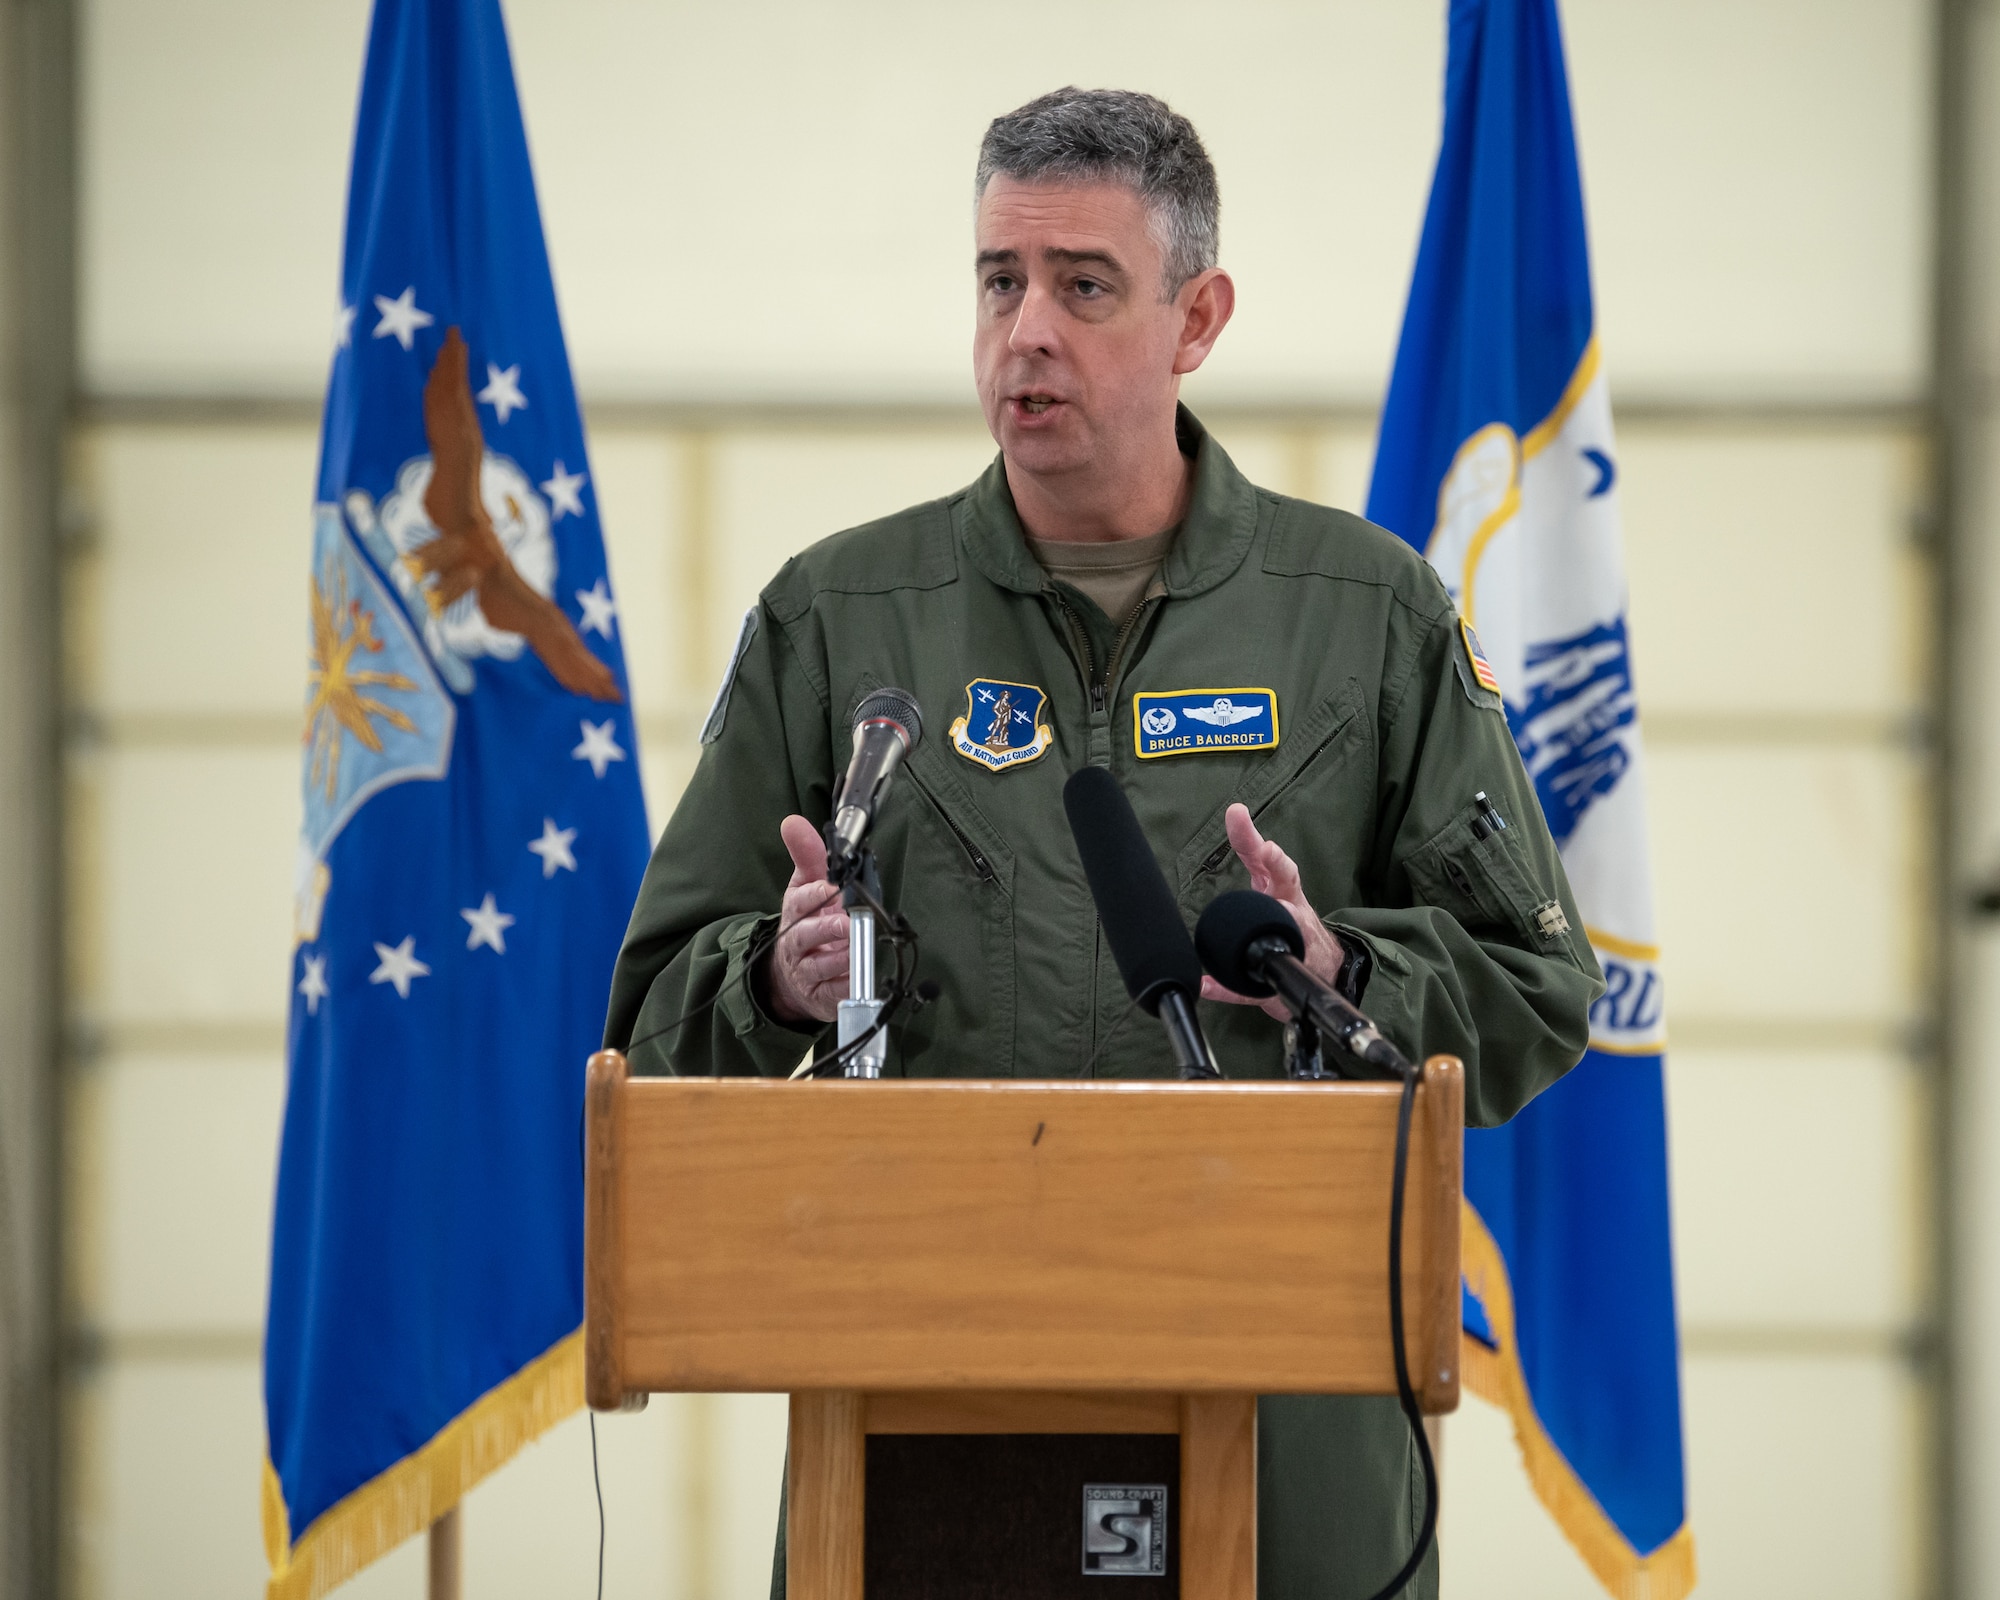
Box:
(1931, 0), (1992, 1595)
(0, 2), (74, 1597)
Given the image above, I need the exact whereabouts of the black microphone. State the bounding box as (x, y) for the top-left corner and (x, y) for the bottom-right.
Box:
(1194, 890), (1410, 1079)
(826, 687), (924, 878)
(1062, 766), (1220, 1080)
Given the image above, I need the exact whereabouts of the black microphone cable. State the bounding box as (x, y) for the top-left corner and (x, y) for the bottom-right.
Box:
(573, 890), (926, 1594)
(618, 834), (940, 1079)
(791, 873), (928, 1079)
(1363, 1058), (1439, 1600)
(576, 903), (816, 1185)
(574, 908), (817, 1600)
(603, 872), (927, 1082)
(1193, 889), (1436, 1596)
(589, 1411), (605, 1600)
(615, 906), (792, 1060)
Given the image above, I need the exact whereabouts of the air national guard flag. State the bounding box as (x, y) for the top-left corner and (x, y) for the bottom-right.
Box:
(263, 0), (648, 1591)
(1366, 2), (1693, 1594)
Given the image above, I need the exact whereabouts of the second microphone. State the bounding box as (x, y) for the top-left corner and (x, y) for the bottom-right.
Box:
(1062, 766), (1220, 1080)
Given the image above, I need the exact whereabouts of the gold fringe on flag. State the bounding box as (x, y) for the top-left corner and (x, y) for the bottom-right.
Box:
(1460, 1202), (1698, 1600)
(263, 1326), (584, 1600)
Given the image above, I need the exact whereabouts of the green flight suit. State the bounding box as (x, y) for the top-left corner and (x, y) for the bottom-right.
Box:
(604, 408), (1602, 1599)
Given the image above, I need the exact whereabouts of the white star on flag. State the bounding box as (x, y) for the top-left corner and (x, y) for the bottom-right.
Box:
(573, 719), (626, 778)
(541, 460), (587, 520)
(371, 286), (434, 350)
(297, 954), (330, 1016)
(528, 818), (578, 877)
(477, 362), (527, 423)
(576, 579), (617, 638)
(369, 936), (430, 998)
(333, 304), (355, 350)
(461, 893), (516, 953)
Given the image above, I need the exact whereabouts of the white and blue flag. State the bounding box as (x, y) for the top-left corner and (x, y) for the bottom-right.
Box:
(1367, 1), (1693, 1592)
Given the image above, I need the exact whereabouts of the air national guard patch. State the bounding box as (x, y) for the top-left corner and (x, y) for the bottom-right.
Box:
(1461, 620), (1501, 692)
(1132, 689), (1280, 758)
(950, 678), (1053, 770)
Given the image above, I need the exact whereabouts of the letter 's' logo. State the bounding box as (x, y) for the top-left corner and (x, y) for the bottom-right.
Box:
(1082, 1483), (1167, 1576)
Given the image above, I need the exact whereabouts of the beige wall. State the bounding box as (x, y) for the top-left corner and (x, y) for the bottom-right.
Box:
(63, 2), (1943, 1596)
(82, 1), (1928, 404)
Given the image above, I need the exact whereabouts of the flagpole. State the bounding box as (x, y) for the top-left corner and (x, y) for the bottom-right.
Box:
(427, 1507), (461, 1600)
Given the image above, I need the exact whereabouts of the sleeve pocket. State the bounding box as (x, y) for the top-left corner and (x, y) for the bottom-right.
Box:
(1406, 801), (1586, 968)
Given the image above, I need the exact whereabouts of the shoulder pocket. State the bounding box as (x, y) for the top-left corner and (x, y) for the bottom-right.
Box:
(1406, 800), (1584, 966)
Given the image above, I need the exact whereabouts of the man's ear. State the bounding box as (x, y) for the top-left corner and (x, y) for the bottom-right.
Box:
(1171, 267), (1236, 377)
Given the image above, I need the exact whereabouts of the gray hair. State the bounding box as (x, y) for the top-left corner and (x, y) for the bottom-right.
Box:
(975, 88), (1220, 297)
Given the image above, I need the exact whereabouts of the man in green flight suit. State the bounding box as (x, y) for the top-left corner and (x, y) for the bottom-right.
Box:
(605, 87), (1602, 1600)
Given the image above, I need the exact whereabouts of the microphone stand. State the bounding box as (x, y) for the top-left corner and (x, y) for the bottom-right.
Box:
(1153, 989), (1222, 1080)
(1283, 1016), (1332, 1081)
(834, 846), (887, 1078)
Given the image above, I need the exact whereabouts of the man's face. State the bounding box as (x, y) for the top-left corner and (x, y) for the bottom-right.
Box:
(972, 176), (1202, 480)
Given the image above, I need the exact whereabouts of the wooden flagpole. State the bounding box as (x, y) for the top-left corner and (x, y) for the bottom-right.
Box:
(427, 1506), (462, 1600)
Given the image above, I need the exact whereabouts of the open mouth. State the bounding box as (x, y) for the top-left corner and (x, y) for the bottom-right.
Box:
(1016, 394), (1058, 415)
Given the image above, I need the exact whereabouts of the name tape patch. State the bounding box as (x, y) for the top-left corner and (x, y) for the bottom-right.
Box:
(1132, 688), (1279, 759)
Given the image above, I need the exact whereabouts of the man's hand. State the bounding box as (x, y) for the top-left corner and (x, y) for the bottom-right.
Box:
(1200, 802), (1345, 1022)
(763, 815), (850, 1025)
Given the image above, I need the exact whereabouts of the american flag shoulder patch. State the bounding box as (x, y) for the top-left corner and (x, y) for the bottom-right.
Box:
(1460, 620), (1501, 693)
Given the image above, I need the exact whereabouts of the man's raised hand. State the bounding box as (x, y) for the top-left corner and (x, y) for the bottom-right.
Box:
(764, 814), (850, 1025)
(1199, 802), (1346, 1021)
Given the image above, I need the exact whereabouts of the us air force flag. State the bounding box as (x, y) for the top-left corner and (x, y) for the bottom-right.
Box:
(1366, 1), (1693, 1594)
(263, 0), (648, 1592)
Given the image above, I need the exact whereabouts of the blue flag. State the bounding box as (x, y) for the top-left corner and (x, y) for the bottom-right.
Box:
(1366, 2), (1693, 1593)
(262, 0), (649, 1591)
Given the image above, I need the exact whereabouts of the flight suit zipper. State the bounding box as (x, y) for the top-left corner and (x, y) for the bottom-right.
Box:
(1049, 590), (1099, 707)
(1099, 595), (1162, 714)
(1048, 585), (1162, 1079)
(1050, 589), (1162, 718)
(941, 812), (996, 883)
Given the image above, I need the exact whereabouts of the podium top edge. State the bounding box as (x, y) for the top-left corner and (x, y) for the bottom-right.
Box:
(615, 1075), (1416, 1096)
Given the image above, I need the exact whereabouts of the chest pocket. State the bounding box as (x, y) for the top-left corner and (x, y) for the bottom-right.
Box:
(1405, 800), (1586, 969)
(891, 747), (1019, 1076)
(1175, 680), (1373, 890)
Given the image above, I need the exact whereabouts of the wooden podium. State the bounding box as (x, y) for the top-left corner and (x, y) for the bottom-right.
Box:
(584, 1051), (1463, 1600)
